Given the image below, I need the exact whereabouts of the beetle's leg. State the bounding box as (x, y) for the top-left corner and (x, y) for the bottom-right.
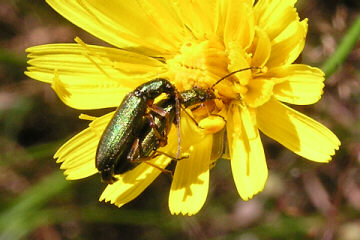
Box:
(154, 150), (188, 161)
(130, 150), (188, 176)
(128, 149), (174, 176)
(182, 101), (226, 129)
(145, 109), (169, 147)
(181, 105), (202, 128)
(132, 150), (188, 163)
(148, 104), (168, 117)
(143, 161), (174, 177)
(127, 138), (142, 163)
(149, 89), (182, 159)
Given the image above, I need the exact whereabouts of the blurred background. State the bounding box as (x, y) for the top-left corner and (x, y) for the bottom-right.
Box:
(0, 0), (360, 239)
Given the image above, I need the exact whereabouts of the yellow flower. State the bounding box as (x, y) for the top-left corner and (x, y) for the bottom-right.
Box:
(26, 0), (340, 215)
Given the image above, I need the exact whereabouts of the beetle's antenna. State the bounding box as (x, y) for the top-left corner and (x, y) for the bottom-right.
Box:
(211, 66), (262, 90)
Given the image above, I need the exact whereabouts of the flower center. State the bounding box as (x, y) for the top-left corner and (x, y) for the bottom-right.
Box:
(167, 38), (273, 114)
(167, 39), (250, 100)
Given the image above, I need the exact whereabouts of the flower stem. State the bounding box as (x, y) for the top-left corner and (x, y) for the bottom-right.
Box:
(322, 15), (360, 78)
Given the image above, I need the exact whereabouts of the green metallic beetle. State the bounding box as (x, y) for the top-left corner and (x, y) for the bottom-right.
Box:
(115, 87), (217, 176)
(96, 67), (256, 184)
(96, 78), (179, 183)
(96, 80), (215, 183)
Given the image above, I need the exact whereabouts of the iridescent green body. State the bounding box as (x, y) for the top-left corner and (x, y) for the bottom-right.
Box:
(114, 98), (174, 172)
(180, 87), (215, 108)
(96, 78), (216, 183)
(96, 78), (176, 183)
(96, 94), (146, 182)
(117, 87), (216, 172)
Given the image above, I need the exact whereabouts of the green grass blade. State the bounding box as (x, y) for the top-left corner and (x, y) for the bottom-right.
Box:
(322, 15), (360, 78)
(0, 172), (69, 240)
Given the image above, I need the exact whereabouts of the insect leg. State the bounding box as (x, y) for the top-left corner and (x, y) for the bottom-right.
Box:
(143, 161), (174, 176)
(153, 150), (188, 161)
(180, 105), (201, 128)
(145, 113), (168, 147)
(128, 149), (174, 176)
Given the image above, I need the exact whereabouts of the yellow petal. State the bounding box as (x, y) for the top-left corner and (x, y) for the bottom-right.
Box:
(244, 78), (274, 108)
(178, 111), (207, 152)
(99, 106), (208, 208)
(169, 135), (212, 216)
(247, 0), (255, 7)
(99, 154), (172, 207)
(46, 0), (184, 55)
(270, 64), (325, 105)
(267, 19), (308, 67)
(254, 0), (298, 41)
(63, 161), (96, 180)
(55, 112), (114, 180)
(250, 27), (271, 68)
(26, 42), (166, 109)
(226, 43), (251, 86)
(227, 102), (268, 200)
(173, 0), (218, 39)
(222, 0), (255, 50)
(254, 0), (306, 67)
(210, 129), (226, 168)
(99, 129), (177, 207)
(257, 98), (340, 162)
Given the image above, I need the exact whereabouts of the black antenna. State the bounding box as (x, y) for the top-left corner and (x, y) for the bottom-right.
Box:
(211, 67), (262, 90)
